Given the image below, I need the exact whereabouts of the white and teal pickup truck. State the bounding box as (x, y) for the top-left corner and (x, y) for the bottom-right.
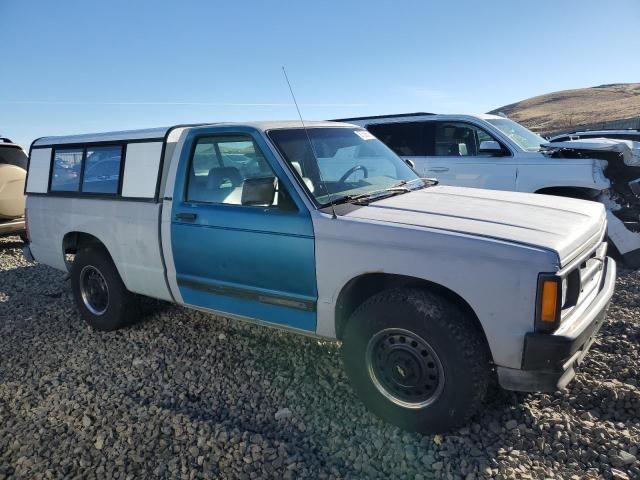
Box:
(23, 121), (615, 433)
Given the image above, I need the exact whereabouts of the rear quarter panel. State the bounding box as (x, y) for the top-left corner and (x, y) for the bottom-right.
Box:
(26, 196), (172, 301)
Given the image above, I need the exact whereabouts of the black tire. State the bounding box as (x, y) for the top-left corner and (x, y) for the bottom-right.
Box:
(70, 246), (138, 331)
(341, 287), (490, 433)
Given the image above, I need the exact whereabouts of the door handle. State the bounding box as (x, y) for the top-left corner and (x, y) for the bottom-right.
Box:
(428, 167), (449, 173)
(175, 212), (197, 221)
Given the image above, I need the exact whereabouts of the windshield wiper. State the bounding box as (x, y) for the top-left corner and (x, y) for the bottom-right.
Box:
(391, 177), (439, 189)
(330, 178), (439, 206)
(330, 192), (382, 206)
(328, 177), (440, 207)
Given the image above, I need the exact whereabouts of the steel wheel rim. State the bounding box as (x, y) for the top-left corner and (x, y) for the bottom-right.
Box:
(79, 265), (109, 316)
(366, 328), (445, 409)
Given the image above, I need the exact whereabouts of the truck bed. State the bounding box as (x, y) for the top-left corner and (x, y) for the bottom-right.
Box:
(26, 196), (172, 301)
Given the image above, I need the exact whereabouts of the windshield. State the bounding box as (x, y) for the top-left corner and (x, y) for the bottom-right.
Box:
(486, 118), (546, 152)
(268, 127), (424, 207)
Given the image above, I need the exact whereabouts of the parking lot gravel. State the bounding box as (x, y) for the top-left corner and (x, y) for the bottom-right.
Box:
(0, 235), (638, 480)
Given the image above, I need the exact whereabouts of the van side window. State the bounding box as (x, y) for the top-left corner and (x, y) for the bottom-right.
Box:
(366, 122), (426, 156)
(433, 122), (502, 157)
(51, 149), (83, 192)
(82, 146), (123, 194)
(187, 135), (295, 209)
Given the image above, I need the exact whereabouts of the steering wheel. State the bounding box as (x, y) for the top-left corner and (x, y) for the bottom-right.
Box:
(338, 165), (368, 184)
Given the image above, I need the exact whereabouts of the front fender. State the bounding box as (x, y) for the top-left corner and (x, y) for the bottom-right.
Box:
(516, 160), (610, 193)
(312, 211), (559, 369)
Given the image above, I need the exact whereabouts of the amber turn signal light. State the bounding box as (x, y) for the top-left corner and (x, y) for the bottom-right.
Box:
(536, 275), (562, 333)
(540, 279), (559, 323)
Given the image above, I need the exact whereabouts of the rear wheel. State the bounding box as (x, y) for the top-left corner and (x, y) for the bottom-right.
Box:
(341, 288), (490, 433)
(71, 247), (138, 331)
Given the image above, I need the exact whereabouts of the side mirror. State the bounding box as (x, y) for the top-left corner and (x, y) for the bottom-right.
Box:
(404, 158), (416, 169)
(241, 176), (276, 206)
(479, 140), (505, 156)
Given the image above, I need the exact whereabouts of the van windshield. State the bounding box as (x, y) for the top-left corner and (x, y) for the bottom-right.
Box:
(486, 118), (546, 152)
(268, 127), (425, 207)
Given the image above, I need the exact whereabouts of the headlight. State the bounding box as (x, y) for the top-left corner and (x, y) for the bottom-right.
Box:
(561, 277), (568, 308)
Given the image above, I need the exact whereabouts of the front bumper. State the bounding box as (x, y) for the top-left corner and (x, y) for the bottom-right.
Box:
(497, 256), (616, 392)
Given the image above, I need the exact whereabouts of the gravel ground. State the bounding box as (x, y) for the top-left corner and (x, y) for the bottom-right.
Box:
(0, 235), (638, 480)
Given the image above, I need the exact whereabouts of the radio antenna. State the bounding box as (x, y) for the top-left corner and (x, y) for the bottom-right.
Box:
(282, 66), (337, 219)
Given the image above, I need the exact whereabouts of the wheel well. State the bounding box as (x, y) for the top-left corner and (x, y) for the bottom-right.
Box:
(534, 186), (599, 200)
(62, 232), (110, 270)
(334, 273), (491, 356)
(63, 232), (106, 254)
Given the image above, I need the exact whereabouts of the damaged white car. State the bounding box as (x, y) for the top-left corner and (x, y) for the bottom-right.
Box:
(339, 113), (640, 266)
(541, 137), (640, 266)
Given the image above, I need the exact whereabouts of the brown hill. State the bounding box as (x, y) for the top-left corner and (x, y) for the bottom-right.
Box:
(489, 83), (640, 135)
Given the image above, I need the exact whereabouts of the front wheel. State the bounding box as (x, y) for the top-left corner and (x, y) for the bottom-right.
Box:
(341, 288), (490, 433)
(70, 246), (138, 331)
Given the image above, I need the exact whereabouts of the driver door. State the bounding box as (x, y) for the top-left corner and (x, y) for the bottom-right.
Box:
(169, 127), (318, 332)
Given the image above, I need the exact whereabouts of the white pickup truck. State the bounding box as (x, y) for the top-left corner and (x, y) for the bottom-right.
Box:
(23, 121), (615, 433)
(339, 113), (640, 267)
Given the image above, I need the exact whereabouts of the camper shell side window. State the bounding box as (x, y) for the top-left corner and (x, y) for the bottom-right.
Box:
(48, 144), (125, 195)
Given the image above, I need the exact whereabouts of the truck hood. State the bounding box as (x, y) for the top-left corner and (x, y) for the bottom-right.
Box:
(343, 185), (605, 264)
(543, 138), (640, 166)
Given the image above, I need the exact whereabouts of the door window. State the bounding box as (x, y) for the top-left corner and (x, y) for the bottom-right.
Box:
(186, 135), (294, 209)
(366, 122), (426, 156)
(433, 122), (503, 157)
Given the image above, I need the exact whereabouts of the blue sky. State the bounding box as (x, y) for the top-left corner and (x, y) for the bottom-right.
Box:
(1, 0), (639, 148)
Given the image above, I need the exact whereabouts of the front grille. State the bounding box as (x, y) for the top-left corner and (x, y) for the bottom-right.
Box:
(561, 236), (607, 320)
(575, 242), (607, 302)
